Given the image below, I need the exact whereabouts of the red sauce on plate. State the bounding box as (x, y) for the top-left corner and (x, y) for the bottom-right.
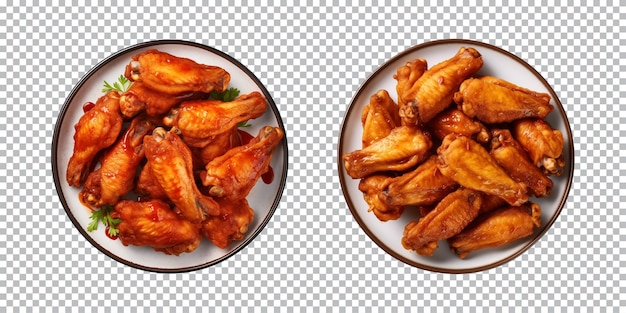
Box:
(82, 101), (95, 112)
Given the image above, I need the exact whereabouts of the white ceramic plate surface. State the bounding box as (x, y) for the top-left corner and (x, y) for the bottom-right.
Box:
(338, 39), (573, 273)
(52, 40), (288, 272)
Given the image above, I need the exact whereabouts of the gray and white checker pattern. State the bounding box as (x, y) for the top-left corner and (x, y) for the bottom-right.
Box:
(0, 1), (623, 311)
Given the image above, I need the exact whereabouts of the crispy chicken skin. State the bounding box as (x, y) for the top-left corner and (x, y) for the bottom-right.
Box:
(490, 129), (553, 197)
(358, 175), (404, 221)
(343, 125), (432, 179)
(124, 49), (230, 95)
(455, 76), (553, 124)
(428, 108), (490, 143)
(436, 134), (528, 206)
(401, 188), (482, 256)
(112, 200), (202, 255)
(513, 118), (565, 175)
(393, 58), (428, 126)
(399, 47), (483, 125)
(192, 127), (241, 166)
(80, 115), (155, 207)
(67, 91), (124, 187)
(202, 126), (284, 200)
(448, 202), (541, 259)
(119, 81), (207, 118)
(381, 156), (458, 207)
(163, 91), (267, 147)
(361, 89), (401, 147)
(143, 127), (220, 222)
(201, 198), (254, 249)
(135, 161), (168, 201)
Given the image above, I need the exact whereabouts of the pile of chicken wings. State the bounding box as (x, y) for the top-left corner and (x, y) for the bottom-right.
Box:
(343, 47), (565, 258)
(66, 50), (283, 255)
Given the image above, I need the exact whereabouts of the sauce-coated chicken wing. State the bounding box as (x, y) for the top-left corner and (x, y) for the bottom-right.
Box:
(428, 108), (490, 143)
(361, 89), (401, 147)
(513, 118), (565, 175)
(358, 175), (404, 221)
(119, 81), (207, 118)
(448, 202), (541, 259)
(125, 49), (230, 95)
(436, 134), (528, 206)
(202, 126), (284, 200)
(455, 76), (553, 124)
(66, 91), (123, 187)
(112, 200), (202, 255)
(393, 58), (428, 126)
(201, 198), (254, 249)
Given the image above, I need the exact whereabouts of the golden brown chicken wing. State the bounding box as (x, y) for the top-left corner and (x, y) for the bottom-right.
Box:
(80, 115), (155, 208)
(393, 58), (428, 126)
(490, 128), (553, 197)
(361, 89), (401, 147)
(191, 127), (241, 166)
(163, 91), (267, 147)
(513, 118), (565, 175)
(399, 47), (483, 125)
(119, 81), (207, 118)
(135, 161), (168, 201)
(202, 126), (284, 200)
(454, 76), (553, 124)
(125, 49), (230, 95)
(401, 188), (482, 256)
(66, 91), (124, 187)
(201, 198), (254, 249)
(381, 156), (458, 207)
(143, 127), (220, 222)
(343, 126), (432, 179)
(436, 134), (528, 206)
(448, 202), (541, 259)
(428, 108), (490, 143)
(358, 175), (404, 221)
(112, 199), (202, 255)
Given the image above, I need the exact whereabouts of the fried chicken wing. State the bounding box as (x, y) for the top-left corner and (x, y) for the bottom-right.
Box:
(201, 198), (254, 249)
(399, 47), (483, 125)
(401, 188), (482, 256)
(202, 126), (284, 200)
(67, 91), (124, 187)
(513, 118), (565, 175)
(192, 127), (241, 166)
(455, 76), (553, 124)
(135, 161), (168, 201)
(125, 49), (230, 95)
(112, 200), (202, 255)
(80, 115), (155, 207)
(428, 108), (490, 143)
(361, 89), (401, 147)
(342, 126), (432, 179)
(490, 129), (553, 197)
(119, 81), (207, 118)
(358, 175), (403, 221)
(393, 58), (428, 126)
(163, 91), (267, 147)
(448, 202), (541, 259)
(144, 127), (220, 222)
(381, 156), (458, 207)
(436, 134), (528, 206)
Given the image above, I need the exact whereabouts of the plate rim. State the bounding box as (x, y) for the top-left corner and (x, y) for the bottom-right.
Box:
(337, 38), (574, 274)
(52, 39), (289, 273)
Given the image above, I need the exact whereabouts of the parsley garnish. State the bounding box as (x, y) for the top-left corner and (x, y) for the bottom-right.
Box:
(102, 75), (132, 93)
(87, 205), (121, 237)
(210, 87), (240, 102)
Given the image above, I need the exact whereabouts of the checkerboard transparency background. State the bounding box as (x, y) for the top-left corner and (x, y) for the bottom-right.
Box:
(1, 1), (624, 311)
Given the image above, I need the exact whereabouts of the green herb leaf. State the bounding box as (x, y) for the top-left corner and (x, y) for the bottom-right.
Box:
(87, 205), (121, 237)
(237, 120), (252, 128)
(102, 75), (132, 93)
(210, 87), (240, 102)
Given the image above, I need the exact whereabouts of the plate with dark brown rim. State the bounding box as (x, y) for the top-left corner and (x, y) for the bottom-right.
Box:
(52, 40), (288, 273)
(338, 39), (573, 273)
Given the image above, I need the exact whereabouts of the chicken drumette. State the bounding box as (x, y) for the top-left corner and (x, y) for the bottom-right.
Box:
(513, 118), (565, 176)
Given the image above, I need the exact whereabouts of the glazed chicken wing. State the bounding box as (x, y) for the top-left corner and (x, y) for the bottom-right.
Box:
(490, 129), (553, 197)
(381, 156), (458, 207)
(192, 126), (241, 166)
(119, 81), (207, 118)
(428, 108), (490, 143)
(163, 91), (267, 147)
(358, 175), (404, 221)
(112, 200), (202, 255)
(361, 89), (401, 147)
(401, 188), (482, 256)
(135, 161), (167, 201)
(144, 127), (220, 222)
(343, 125), (432, 179)
(80, 115), (155, 207)
(399, 47), (483, 125)
(66, 91), (124, 187)
(125, 49), (230, 95)
(455, 76), (553, 124)
(514, 118), (565, 175)
(448, 202), (541, 259)
(201, 198), (254, 249)
(202, 126), (284, 200)
(436, 134), (528, 206)
(393, 58), (428, 126)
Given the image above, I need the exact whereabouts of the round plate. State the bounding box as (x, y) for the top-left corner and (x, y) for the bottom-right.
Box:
(52, 40), (288, 272)
(338, 39), (574, 273)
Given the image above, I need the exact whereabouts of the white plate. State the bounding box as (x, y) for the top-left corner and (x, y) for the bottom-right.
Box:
(338, 39), (574, 273)
(52, 40), (288, 272)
